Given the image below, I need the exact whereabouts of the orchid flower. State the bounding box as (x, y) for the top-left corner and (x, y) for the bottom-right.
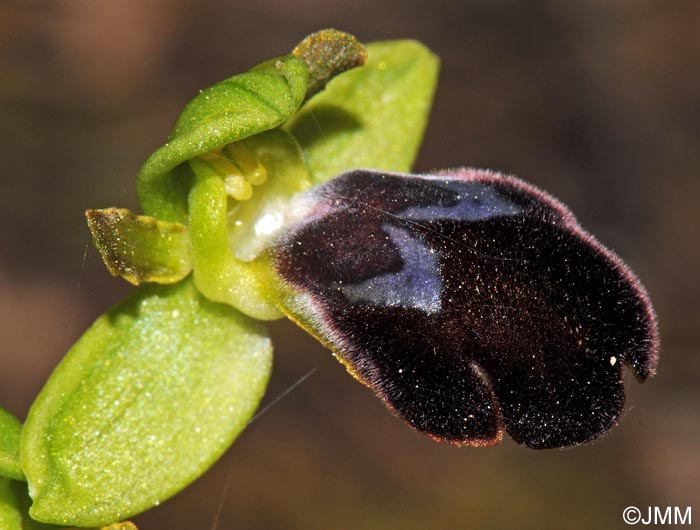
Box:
(0, 30), (657, 528)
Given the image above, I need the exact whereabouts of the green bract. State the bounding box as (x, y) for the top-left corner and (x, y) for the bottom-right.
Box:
(11, 29), (439, 528)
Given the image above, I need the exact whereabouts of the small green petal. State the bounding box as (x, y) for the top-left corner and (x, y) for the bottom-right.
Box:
(21, 278), (272, 527)
(0, 409), (23, 481)
(285, 40), (439, 183)
(86, 208), (192, 285)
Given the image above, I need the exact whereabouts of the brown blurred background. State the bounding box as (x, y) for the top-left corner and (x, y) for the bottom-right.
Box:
(1, 1), (698, 529)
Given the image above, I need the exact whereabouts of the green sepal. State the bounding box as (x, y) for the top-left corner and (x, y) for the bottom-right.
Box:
(285, 40), (439, 183)
(135, 29), (369, 224)
(21, 278), (272, 527)
(137, 54), (309, 223)
(0, 409), (23, 481)
(86, 208), (192, 285)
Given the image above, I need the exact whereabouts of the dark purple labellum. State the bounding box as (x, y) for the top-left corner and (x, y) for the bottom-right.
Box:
(271, 168), (659, 449)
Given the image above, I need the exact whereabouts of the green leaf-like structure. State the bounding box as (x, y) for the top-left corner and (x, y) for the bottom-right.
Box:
(137, 54), (309, 223)
(21, 279), (272, 527)
(0, 409), (23, 481)
(285, 40), (439, 183)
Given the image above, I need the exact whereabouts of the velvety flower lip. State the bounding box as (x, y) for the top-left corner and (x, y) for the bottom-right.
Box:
(271, 168), (659, 449)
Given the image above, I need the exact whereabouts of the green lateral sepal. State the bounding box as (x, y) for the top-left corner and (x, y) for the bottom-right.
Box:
(21, 278), (272, 527)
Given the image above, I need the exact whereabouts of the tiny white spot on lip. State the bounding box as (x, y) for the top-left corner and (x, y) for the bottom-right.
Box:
(254, 212), (283, 236)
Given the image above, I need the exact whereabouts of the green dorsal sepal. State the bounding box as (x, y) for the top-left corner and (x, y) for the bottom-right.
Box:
(136, 30), (367, 224)
(21, 279), (272, 527)
(136, 54), (308, 223)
